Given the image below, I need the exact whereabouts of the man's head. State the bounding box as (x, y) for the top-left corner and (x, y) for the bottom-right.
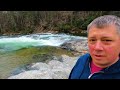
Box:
(87, 15), (120, 35)
(87, 15), (120, 68)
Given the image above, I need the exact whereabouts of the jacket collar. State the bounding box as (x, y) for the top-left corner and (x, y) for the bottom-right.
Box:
(88, 54), (120, 74)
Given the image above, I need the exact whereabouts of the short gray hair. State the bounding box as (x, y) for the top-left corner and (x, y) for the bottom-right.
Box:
(87, 15), (120, 35)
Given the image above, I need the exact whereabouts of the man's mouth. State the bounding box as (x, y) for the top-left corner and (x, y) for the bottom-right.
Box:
(95, 55), (103, 57)
(94, 54), (105, 59)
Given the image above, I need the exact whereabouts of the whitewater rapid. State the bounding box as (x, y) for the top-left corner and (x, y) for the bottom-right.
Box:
(0, 33), (87, 52)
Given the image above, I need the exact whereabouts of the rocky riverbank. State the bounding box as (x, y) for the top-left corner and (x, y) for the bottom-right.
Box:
(8, 38), (88, 79)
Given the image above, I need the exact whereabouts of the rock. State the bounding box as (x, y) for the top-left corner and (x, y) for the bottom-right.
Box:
(32, 54), (54, 62)
(8, 55), (78, 79)
(8, 70), (52, 79)
(30, 62), (50, 70)
(60, 39), (88, 53)
(61, 55), (78, 68)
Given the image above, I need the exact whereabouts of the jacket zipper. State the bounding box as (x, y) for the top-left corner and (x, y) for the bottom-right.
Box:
(88, 63), (104, 79)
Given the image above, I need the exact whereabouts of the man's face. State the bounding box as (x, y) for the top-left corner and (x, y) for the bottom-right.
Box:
(88, 25), (120, 68)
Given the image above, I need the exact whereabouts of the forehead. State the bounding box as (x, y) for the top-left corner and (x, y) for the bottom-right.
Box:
(88, 25), (119, 38)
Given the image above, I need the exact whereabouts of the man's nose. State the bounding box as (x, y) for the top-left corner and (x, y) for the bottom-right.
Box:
(94, 41), (103, 50)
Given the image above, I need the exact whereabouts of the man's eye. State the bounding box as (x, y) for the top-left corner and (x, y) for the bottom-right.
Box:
(88, 39), (96, 43)
(89, 39), (96, 41)
(103, 40), (112, 42)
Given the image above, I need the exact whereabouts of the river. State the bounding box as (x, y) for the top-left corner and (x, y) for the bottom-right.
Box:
(0, 33), (87, 79)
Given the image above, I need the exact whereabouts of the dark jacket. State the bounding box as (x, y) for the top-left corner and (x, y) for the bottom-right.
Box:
(69, 53), (120, 79)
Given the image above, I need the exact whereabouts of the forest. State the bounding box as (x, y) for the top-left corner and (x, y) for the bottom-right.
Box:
(0, 11), (120, 36)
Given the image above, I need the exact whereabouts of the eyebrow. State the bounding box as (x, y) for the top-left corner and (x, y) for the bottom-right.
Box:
(101, 37), (112, 39)
(88, 36), (112, 39)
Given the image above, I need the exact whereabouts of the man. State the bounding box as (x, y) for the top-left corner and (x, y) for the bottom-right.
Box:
(69, 15), (120, 79)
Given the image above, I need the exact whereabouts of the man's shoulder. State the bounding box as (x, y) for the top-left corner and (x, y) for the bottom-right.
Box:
(68, 53), (91, 79)
(82, 53), (90, 57)
(75, 53), (91, 65)
(78, 53), (90, 61)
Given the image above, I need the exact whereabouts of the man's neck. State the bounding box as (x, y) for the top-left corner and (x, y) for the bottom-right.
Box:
(90, 61), (103, 74)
